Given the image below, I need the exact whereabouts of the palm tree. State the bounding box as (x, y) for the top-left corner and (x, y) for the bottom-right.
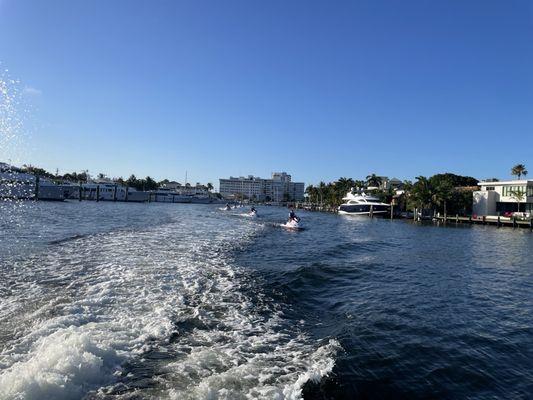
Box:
(335, 177), (355, 204)
(509, 189), (525, 212)
(353, 180), (366, 190)
(206, 182), (214, 192)
(366, 174), (382, 187)
(144, 176), (158, 191)
(318, 181), (327, 205)
(336, 177), (349, 190)
(410, 176), (433, 210)
(126, 174), (138, 188)
(432, 178), (454, 216)
(402, 180), (413, 191)
(511, 164), (528, 180)
(305, 184), (316, 203)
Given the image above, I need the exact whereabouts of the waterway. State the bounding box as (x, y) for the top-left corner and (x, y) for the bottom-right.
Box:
(0, 201), (531, 399)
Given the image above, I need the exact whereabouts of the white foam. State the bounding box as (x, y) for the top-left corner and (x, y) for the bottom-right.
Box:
(0, 215), (339, 399)
(0, 327), (119, 400)
(164, 339), (341, 400)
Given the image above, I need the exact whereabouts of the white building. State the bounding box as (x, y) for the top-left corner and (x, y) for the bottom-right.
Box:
(219, 172), (305, 202)
(473, 180), (533, 216)
(378, 177), (403, 191)
(160, 181), (182, 191)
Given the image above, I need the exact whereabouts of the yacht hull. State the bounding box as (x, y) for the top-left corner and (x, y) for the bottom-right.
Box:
(338, 204), (389, 215)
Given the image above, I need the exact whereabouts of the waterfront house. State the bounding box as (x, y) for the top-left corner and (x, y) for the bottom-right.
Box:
(160, 181), (182, 191)
(472, 180), (533, 216)
(378, 177), (403, 191)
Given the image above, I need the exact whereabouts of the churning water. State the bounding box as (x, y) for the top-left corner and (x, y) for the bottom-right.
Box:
(0, 202), (532, 399)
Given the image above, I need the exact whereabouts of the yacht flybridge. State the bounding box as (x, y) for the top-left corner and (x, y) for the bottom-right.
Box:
(338, 190), (390, 215)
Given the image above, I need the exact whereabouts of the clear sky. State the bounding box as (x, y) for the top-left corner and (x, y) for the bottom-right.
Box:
(0, 0), (532, 187)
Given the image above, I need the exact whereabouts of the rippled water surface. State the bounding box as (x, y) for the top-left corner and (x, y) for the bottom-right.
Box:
(0, 201), (532, 399)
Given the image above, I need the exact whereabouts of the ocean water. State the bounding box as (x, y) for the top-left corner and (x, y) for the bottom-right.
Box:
(0, 201), (532, 399)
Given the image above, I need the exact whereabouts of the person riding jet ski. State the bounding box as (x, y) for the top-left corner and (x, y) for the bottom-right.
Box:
(288, 207), (300, 223)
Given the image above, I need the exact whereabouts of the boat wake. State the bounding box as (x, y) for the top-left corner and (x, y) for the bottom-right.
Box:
(0, 215), (338, 399)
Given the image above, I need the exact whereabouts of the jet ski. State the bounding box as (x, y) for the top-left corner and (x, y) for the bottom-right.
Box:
(281, 218), (300, 230)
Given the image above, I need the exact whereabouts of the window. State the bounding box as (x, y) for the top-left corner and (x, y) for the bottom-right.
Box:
(486, 186), (495, 191)
(502, 185), (526, 197)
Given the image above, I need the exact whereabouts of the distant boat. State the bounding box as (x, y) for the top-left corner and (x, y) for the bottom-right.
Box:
(187, 194), (212, 204)
(149, 189), (217, 204)
(0, 165), (65, 201)
(150, 189), (191, 203)
(338, 191), (390, 215)
(76, 183), (149, 202)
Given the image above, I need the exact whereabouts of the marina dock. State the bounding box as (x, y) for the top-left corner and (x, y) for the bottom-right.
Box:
(434, 215), (533, 230)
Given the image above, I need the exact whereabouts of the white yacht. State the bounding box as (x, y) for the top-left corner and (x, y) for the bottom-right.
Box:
(75, 182), (149, 202)
(338, 190), (390, 215)
(150, 188), (192, 203)
(0, 164), (66, 200)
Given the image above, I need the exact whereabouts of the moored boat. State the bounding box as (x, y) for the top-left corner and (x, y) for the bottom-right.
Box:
(338, 191), (390, 215)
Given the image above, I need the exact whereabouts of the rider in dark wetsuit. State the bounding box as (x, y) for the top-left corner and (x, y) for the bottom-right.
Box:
(251, 207), (256, 213)
(288, 208), (299, 222)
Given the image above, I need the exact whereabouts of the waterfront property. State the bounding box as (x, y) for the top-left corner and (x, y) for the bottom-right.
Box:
(219, 172), (305, 202)
(473, 180), (533, 216)
(378, 176), (403, 191)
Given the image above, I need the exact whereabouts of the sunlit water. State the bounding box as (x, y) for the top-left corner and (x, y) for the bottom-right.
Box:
(0, 201), (532, 399)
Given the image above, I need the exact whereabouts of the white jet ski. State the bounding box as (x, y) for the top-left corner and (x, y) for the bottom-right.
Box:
(281, 219), (300, 230)
(249, 209), (257, 217)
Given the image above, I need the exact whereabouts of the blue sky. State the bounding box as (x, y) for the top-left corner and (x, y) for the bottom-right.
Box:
(0, 0), (532, 187)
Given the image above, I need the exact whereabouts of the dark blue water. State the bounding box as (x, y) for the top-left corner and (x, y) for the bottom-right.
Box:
(1, 201), (532, 399)
(239, 212), (533, 399)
